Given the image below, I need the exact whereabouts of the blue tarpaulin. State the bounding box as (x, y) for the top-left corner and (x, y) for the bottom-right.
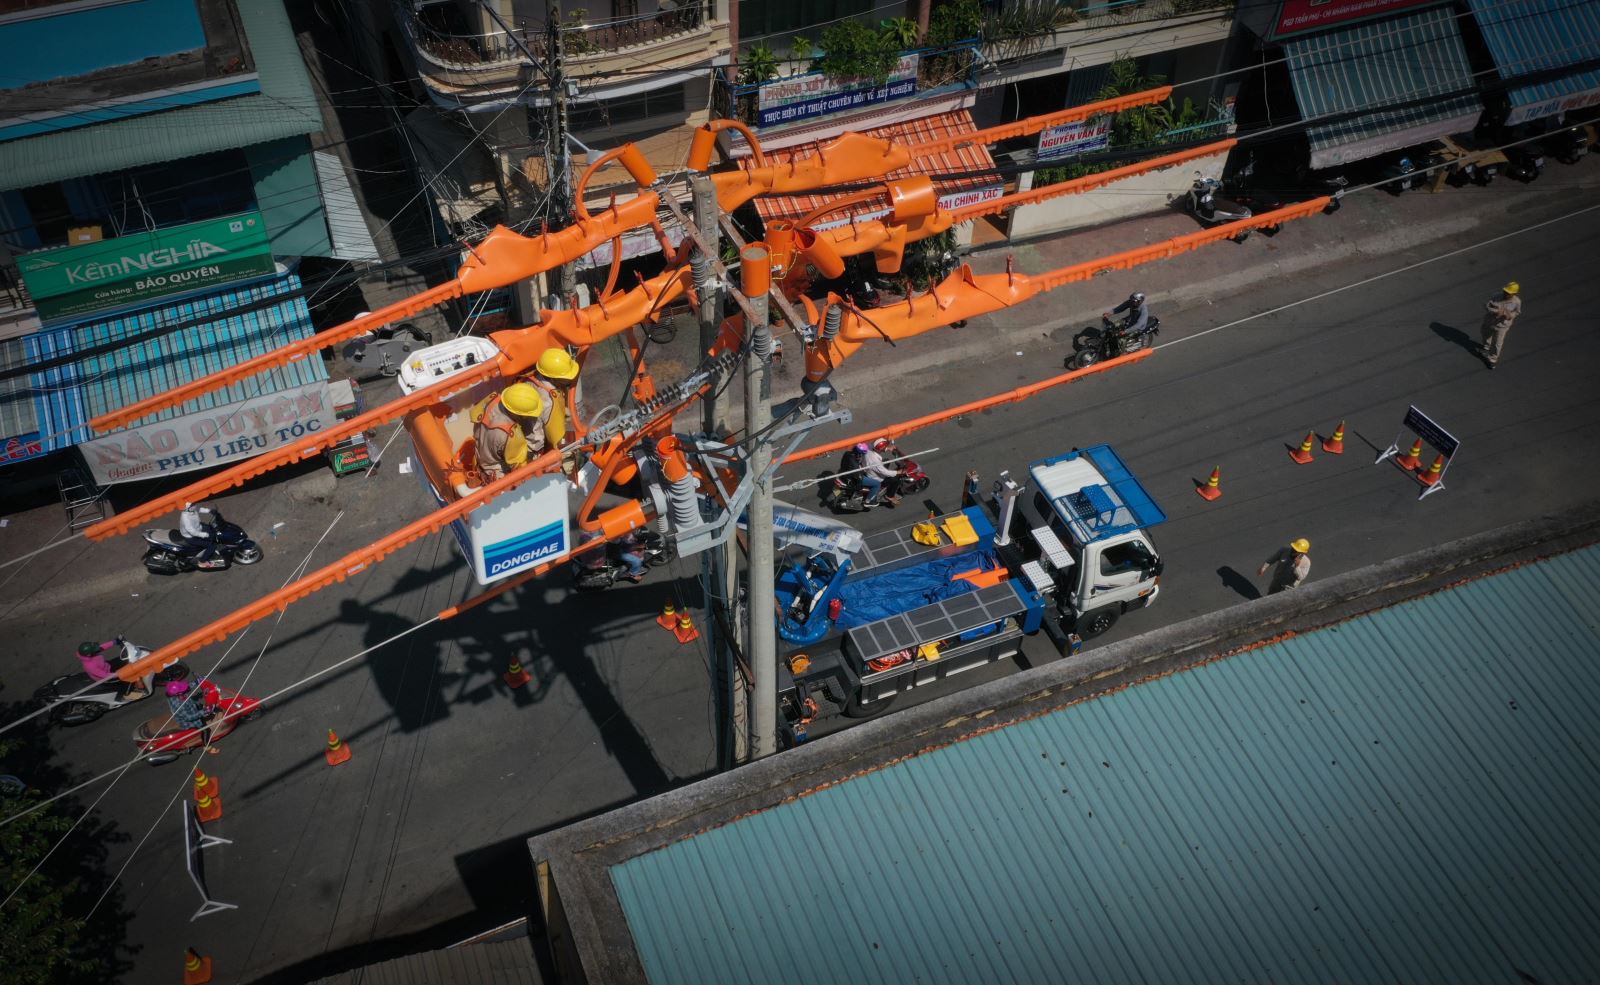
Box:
(833, 548), (997, 629)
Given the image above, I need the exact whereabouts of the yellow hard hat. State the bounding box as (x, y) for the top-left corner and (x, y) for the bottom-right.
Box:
(1503, 281), (1519, 295)
(499, 382), (544, 418)
(1290, 538), (1311, 553)
(536, 347), (580, 381)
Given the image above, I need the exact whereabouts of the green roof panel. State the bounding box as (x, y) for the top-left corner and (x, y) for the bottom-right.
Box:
(611, 544), (1600, 984)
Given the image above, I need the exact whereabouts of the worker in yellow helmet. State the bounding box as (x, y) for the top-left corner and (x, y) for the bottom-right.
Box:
(1258, 538), (1311, 594)
(472, 382), (547, 481)
(522, 347), (580, 449)
(1476, 281), (1522, 371)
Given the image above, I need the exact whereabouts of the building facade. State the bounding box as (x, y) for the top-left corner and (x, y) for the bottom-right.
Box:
(0, 0), (364, 481)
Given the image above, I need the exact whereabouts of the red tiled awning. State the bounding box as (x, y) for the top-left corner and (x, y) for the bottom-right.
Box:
(750, 109), (1000, 230)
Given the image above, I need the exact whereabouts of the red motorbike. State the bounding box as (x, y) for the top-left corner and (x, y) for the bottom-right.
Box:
(134, 681), (262, 766)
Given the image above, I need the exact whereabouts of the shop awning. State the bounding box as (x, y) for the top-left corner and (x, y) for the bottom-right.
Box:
(750, 110), (1002, 230)
(0, 270), (327, 468)
(1285, 6), (1483, 169)
(1466, 0), (1600, 126)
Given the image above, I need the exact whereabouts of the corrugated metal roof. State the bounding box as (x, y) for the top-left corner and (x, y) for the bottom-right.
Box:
(611, 544), (1600, 985)
(751, 110), (999, 228)
(1285, 7), (1483, 168)
(0, 270), (325, 465)
(0, 0), (322, 192)
(312, 150), (380, 261)
(308, 937), (544, 984)
(1466, 0), (1600, 116)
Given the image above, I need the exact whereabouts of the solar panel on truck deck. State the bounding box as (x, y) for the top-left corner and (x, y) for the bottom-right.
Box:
(846, 582), (1026, 663)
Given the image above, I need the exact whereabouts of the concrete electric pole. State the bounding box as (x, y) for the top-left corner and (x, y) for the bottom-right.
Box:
(546, 3), (578, 301)
(740, 244), (776, 759)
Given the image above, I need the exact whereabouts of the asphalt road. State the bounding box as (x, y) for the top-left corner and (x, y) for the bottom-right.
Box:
(3, 183), (1596, 983)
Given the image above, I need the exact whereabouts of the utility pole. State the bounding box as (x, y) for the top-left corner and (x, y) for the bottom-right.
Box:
(689, 171), (744, 766)
(546, 2), (578, 302)
(741, 243), (776, 760)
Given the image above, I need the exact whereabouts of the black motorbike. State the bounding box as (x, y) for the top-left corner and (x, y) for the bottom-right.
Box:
(572, 531), (669, 590)
(1505, 144), (1546, 183)
(1067, 314), (1162, 370)
(1377, 153), (1421, 193)
(1553, 125), (1591, 165)
(141, 510), (262, 574)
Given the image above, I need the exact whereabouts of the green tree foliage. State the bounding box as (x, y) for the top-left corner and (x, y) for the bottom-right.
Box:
(815, 19), (900, 83)
(0, 716), (132, 985)
(928, 0), (984, 44)
(879, 16), (922, 50)
(739, 43), (780, 86)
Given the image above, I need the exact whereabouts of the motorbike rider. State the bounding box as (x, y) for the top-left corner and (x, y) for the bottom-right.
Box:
(178, 502), (222, 561)
(165, 678), (215, 748)
(1104, 292), (1150, 338)
(76, 639), (151, 699)
(576, 529), (649, 584)
(472, 383), (547, 481)
(860, 440), (902, 507)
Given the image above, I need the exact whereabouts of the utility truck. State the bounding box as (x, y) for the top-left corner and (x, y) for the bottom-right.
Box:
(776, 445), (1165, 742)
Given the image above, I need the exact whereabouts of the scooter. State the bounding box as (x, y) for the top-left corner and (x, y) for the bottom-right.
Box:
(134, 682), (262, 765)
(1377, 154), (1420, 193)
(572, 530), (670, 590)
(1184, 173), (1253, 242)
(33, 641), (189, 726)
(141, 509), (262, 574)
(1067, 314), (1162, 370)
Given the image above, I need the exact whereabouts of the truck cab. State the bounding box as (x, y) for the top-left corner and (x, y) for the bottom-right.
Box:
(1015, 445), (1165, 639)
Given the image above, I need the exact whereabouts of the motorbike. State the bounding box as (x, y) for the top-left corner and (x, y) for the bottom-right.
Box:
(341, 320), (433, 378)
(1505, 144), (1546, 183)
(1184, 173), (1254, 242)
(1553, 125), (1591, 165)
(572, 530), (670, 590)
(822, 447), (931, 512)
(134, 681), (262, 765)
(1377, 154), (1420, 193)
(33, 640), (189, 726)
(141, 509), (262, 574)
(1067, 313), (1162, 370)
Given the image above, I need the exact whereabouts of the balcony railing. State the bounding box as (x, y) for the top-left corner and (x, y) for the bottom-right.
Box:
(397, 1), (711, 70)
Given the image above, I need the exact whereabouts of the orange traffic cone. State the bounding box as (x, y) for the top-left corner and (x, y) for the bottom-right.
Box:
(1417, 454), (1445, 486)
(184, 947), (213, 985)
(1196, 467), (1223, 501)
(195, 790), (222, 823)
(1395, 439), (1423, 470)
(674, 614), (700, 645)
(192, 768), (218, 801)
(656, 603), (678, 631)
(1322, 421), (1346, 455)
(503, 659), (532, 689)
(1289, 431), (1316, 464)
(324, 729), (352, 767)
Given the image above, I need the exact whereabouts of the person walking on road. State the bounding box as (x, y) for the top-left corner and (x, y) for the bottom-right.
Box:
(1258, 538), (1312, 594)
(1477, 281), (1522, 370)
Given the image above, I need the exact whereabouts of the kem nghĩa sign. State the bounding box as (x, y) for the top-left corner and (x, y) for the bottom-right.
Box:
(18, 213), (274, 322)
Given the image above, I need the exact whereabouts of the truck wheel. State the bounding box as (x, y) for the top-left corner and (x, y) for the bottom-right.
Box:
(843, 691), (897, 719)
(1075, 606), (1120, 639)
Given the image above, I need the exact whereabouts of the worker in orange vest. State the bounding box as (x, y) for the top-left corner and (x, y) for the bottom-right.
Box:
(472, 383), (547, 481)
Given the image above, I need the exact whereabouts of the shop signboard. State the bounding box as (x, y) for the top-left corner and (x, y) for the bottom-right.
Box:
(808, 183), (1003, 232)
(1270, 0), (1441, 39)
(1506, 87), (1600, 126)
(757, 55), (919, 129)
(18, 213), (274, 323)
(2, 430), (46, 464)
(1037, 118), (1113, 160)
(81, 379), (333, 485)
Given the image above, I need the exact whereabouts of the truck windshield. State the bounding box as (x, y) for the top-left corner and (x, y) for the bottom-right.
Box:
(1099, 540), (1152, 576)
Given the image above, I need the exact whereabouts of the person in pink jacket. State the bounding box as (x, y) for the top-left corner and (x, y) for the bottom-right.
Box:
(76, 640), (152, 699)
